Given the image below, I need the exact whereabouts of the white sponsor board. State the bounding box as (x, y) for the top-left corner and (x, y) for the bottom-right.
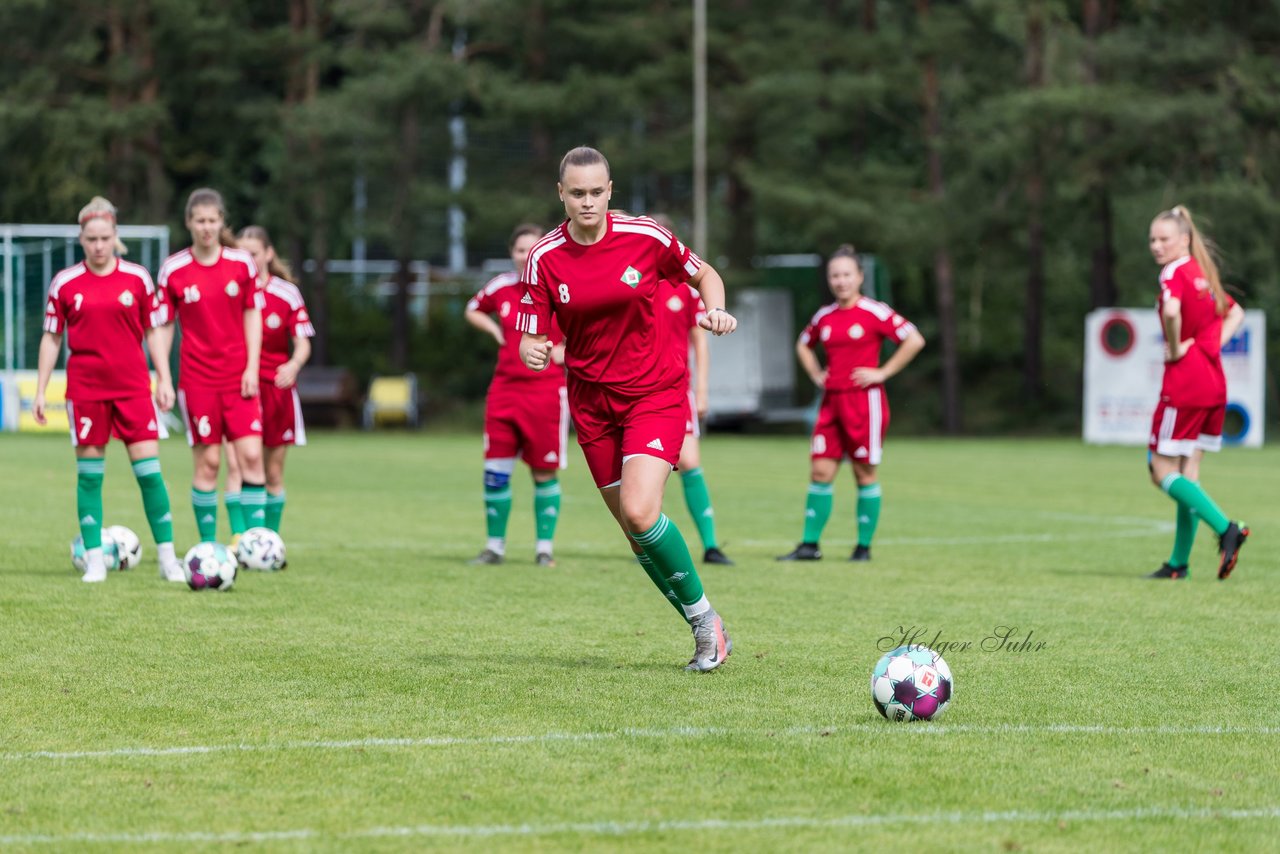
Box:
(1083, 308), (1265, 447)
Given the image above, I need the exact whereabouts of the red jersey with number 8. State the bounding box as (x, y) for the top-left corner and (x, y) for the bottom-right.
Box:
(43, 260), (168, 402)
(158, 247), (262, 392)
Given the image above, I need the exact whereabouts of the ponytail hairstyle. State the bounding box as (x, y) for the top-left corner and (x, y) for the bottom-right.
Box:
(237, 225), (295, 282)
(77, 195), (129, 256)
(185, 187), (239, 248)
(1154, 205), (1228, 316)
(508, 223), (545, 251)
(827, 243), (864, 273)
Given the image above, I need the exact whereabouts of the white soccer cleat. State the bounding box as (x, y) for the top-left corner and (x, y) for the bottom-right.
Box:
(160, 557), (186, 583)
(685, 609), (730, 672)
(82, 564), (108, 583)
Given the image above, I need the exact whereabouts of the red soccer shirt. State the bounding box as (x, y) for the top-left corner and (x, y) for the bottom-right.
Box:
(259, 276), (316, 383)
(1157, 255), (1233, 408)
(800, 297), (918, 392)
(659, 282), (705, 378)
(44, 260), (168, 402)
(516, 214), (702, 395)
(158, 247), (262, 392)
(467, 271), (565, 387)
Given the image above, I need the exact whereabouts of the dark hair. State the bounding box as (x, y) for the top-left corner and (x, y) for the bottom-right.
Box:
(558, 146), (610, 181)
(509, 223), (545, 251)
(237, 224), (295, 282)
(1152, 205), (1227, 316)
(185, 187), (237, 248)
(827, 243), (863, 273)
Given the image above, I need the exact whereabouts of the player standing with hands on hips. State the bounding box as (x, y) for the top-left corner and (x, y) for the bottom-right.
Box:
(518, 146), (737, 672)
(34, 196), (186, 583)
(778, 245), (925, 563)
(1145, 205), (1248, 580)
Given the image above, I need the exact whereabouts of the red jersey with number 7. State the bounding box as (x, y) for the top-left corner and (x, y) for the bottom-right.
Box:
(158, 247), (262, 392)
(43, 260), (168, 402)
(516, 213), (701, 396)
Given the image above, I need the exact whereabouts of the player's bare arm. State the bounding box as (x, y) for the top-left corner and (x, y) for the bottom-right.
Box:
(1161, 296), (1186, 362)
(275, 335), (311, 389)
(465, 307), (504, 346)
(853, 329), (926, 388)
(1220, 301), (1245, 348)
(688, 265), (737, 336)
(242, 306), (262, 397)
(796, 337), (827, 388)
(520, 332), (553, 371)
(33, 331), (62, 424)
(145, 326), (176, 411)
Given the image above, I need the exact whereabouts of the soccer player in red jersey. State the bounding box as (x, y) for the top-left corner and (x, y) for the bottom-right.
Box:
(777, 245), (925, 563)
(1145, 206), (1248, 580)
(236, 225), (313, 535)
(465, 223), (568, 567)
(157, 188), (267, 543)
(517, 147), (738, 672)
(33, 196), (186, 583)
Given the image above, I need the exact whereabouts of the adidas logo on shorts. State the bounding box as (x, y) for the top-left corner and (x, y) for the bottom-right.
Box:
(646, 438), (665, 451)
(543, 451), (557, 463)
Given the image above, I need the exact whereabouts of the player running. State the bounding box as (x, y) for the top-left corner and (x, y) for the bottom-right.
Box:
(157, 188), (267, 543)
(518, 146), (737, 672)
(777, 245), (925, 563)
(234, 225), (313, 535)
(33, 196), (186, 583)
(464, 223), (568, 567)
(1145, 205), (1248, 580)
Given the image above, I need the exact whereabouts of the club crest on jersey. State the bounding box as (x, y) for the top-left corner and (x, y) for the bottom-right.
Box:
(849, 323), (865, 339)
(266, 313), (282, 330)
(667, 295), (684, 312)
(820, 326), (832, 342)
(118, 291), (134, 307)
(621, 266), (642, 288)
(500, 302), (511, 318)
(225, 280), (240, 297)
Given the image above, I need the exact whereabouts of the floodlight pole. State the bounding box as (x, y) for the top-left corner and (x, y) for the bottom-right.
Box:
(693, 0), (708, 257)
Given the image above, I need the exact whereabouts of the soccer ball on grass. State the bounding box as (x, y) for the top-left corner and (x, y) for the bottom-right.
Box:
(70, 533), (119, 573)
(871, 645), (953, 722)
(103, 525), (143, 570)
(235, 527), (286, 571)
(182, 542), (238, 591)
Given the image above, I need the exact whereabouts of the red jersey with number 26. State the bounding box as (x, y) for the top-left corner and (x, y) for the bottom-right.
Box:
(44, 260), (168, 402)
(516, 213), (701, 395)
(1157, 255), (1234, 408)
(801, 298), (918, 392)
(259, 276), (316, 383)
(468, 271), (565, 387)
(158, 247), (262, 392)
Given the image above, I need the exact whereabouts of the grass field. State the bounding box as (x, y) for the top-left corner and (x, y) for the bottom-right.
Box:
(1, 430), (1278, 851)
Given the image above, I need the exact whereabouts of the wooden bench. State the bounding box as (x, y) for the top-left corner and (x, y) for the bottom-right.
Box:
(295, 367), (361, 428)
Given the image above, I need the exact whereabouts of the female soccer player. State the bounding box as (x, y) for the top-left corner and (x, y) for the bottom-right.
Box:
(777, 245), (925, 562)
(33, 196), (186, 583)
(518, 147), (737, 672)
(464, 223), (567, 567)
(235, 225), (314, 535)
(1145, 205), (1248, 580)
(157, 188), (267, 543)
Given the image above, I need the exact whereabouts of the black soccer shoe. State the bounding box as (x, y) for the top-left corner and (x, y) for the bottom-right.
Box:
(850, 545), (872, 562)
(1146, 562), (1188, 580)
(703, 547), (734, 566)
(1218, 522), (1250, 580)
(776, 542), (822, 561)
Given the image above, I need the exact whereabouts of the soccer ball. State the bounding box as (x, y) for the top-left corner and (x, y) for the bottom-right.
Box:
(182, 542), (238, 591)
(103, 525), (143, 570)
(70, 533), (119, 573)
(236, 527), (286, 571)
(871, 645), (953, 722)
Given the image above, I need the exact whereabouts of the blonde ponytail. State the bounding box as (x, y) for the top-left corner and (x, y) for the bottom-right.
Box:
(237, 225), (295, 282)
(77, 195), (129, 256)
(1157, 205), (1227, 316)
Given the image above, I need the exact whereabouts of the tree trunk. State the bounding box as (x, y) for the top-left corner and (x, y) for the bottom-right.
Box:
(132, 2), (168, 222)
(918, 0), (961, 433)
(1083, 0), (1116, 309)
(1023, 3), (1046, 399)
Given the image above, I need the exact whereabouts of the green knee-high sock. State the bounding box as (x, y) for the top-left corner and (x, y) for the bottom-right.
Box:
(802, 481), (834, 544)
(76, 458), (106, 549)
(131, 457), (173, 545)
(534, 478), (561, 541)
(265, 490), (286, 533)
(856, 483), (882, 547)
(192, 488), (218, 542)
(224, 492), (246, 535)
(1161, 473), (1230, 536)
(485, 486), (512, 539)
(240, 483), (267, 529)
(631, 514), (709, 617)
(1169, 502), (1198, 568)
(636, 551), (686, 620)
(680, 467), (719, 550)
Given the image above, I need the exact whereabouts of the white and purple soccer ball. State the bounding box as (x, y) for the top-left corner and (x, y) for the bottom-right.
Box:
(182, 542), (238, 591)
(103, 525), (143, 570)
(235, 527), (286, 572)
(70, 533), (119, 573)
(871, 645), (953, 722)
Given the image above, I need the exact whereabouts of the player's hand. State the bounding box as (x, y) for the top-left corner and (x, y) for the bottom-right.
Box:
(275, 361), (300, 389)
(810, 369), (828, 388)
(492, 330), (505, 346)
(155, 379), (176, 412)
(1164, 339), (1191, 363)
(699, 308), (737, 336)
(241, 368), (259, 398)
(33, 392), (47, 425)
(550, 344), (566, 366)
(523, 340), (554, 372)
(853, 367), (887, 388)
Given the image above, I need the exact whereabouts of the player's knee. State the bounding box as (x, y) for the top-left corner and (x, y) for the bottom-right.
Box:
(621, 501), (661, 535)
(484, 457), (516, 489)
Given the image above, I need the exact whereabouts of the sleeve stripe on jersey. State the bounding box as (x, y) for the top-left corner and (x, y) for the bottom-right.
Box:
(517, 313), (539, 335)
(267, 278), (306, 310)
(223, 247), (260, 280)
(1160, 256), (1191, 283)
(683, 257), (701, 277)
(157, 249), (194, 287)
(809, 303), (839, 326)
(525, 234), (567, 286)
(48, 263), (86, 299)
(118, 259), (157, 294)
(150, 306), (170, 328)
(613, 221), (673, 247)
(856, 297), (895, 322)
(296, 322), (317, 338)
(44, 316), (61, 333)
(481, 271), (520, 296)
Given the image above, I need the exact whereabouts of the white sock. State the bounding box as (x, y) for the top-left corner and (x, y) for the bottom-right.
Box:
(682, 594), (711, 619)
(157, 542), (177, 564)
(536, 539), (553, 555)
(485, 537), (506, 555)
(83, 548), (107, 581)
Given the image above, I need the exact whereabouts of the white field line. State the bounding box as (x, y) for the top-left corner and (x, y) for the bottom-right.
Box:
(3, 805), (1279, 846)
(4, 722), (1279, 763)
